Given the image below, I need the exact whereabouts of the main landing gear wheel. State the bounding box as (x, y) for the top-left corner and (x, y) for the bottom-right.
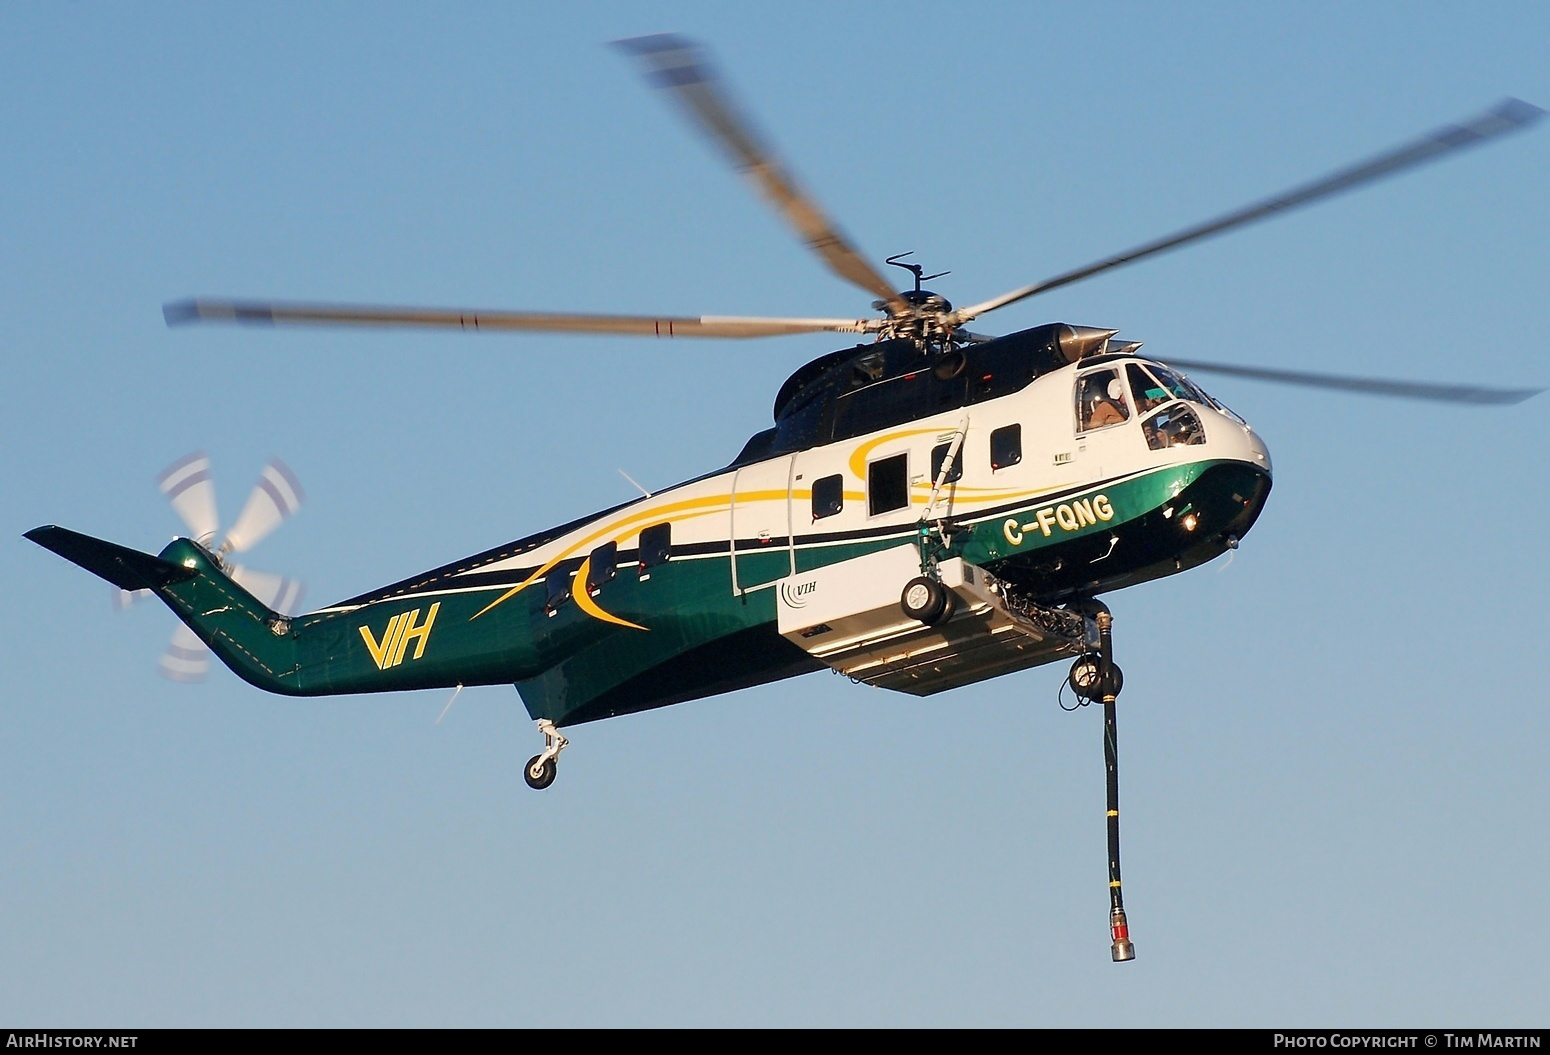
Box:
(524, 754), (557, 790)
(901, 576), (956, 626)
(523, 718), (569, 791)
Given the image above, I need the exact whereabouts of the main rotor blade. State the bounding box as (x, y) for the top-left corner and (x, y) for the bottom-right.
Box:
(1167, 357), (1542, 405)
(164, 299), (879, 338)
(614, 34), (907, 315)
(953, 99), (1544, 324)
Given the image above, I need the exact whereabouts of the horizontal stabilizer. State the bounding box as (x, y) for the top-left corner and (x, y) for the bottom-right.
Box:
(25, 525), (197, 592)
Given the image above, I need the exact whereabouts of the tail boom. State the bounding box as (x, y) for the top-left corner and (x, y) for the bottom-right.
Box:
(27, 526), (525, 696)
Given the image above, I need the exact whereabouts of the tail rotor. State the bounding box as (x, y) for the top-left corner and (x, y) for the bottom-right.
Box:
(159, 622), (211, 683)
(221, 459), (304, 558)
(124, 452), (307, 682)
(158, 451), (221, 548)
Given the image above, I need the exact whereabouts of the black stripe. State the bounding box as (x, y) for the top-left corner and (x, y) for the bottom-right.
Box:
(326, 467), (1170, 608)
(329, 496), (640, 607)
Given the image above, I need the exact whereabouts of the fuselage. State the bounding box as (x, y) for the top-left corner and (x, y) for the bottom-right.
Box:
(273, 325), (1272, 725)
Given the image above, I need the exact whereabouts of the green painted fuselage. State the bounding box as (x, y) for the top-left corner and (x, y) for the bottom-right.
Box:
(33, 332), (1272, 728)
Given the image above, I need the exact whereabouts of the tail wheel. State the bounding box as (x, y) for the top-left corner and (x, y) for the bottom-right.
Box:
(524, 754), (557, 790)
(901, 576), (955, 626)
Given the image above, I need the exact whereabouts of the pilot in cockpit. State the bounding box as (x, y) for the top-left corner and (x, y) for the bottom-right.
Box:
(1079, 372), (1130, 431)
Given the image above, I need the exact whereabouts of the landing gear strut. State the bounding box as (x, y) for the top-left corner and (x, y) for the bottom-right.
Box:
(524, 718), (568, 790)
(1068, 605), (1135, 962)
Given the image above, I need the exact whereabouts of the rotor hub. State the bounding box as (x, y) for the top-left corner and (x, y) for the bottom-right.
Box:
(875, 289), (959, 346)
(899, 288), (951, 314)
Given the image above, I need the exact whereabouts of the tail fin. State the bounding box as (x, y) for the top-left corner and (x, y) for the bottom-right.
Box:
(26, 525), (196, 592)
(27, 525), (305, 694)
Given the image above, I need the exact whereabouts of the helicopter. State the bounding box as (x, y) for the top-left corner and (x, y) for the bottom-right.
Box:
(26, 35), (1542, 963)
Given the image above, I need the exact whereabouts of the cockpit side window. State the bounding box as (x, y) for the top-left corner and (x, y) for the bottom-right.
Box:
(1128, 364), (1171, 414)
(1142, 404), (1207, 450)
(1076, 369), (1131, 433)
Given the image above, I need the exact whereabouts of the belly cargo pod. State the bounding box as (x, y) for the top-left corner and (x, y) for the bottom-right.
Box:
(774, 544), (1098, 695)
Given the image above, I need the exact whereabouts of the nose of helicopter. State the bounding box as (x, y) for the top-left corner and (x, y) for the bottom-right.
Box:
(1176, 413), (1274, 559)
(1244, 423), (1272, 476)
(1206, 402), (1272, 479)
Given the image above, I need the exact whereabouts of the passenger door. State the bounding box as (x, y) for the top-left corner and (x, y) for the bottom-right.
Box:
(730, 455), (795, 594)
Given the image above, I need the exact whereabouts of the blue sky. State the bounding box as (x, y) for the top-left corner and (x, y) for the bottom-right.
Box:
(4, 2), (1547, 1026)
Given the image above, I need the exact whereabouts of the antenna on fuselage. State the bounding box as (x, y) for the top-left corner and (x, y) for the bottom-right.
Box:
(435, 683), (463, 725)
(618, 468), (653, 499)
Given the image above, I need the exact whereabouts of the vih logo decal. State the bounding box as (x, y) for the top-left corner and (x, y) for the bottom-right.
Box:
(359, 602), (441, 671)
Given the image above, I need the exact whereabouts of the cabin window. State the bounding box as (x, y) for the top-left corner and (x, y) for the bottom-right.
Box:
(930, 441), (963, 484)
(868, 453), (910, 516)
(586, 541), (617, 595)
(990, 424), (1022, 471)
(811, 474), (843, 520)
(1142, 405), (1206, 450)
(638, 523), (671, 577)
(544, 559), (580, 616)
(1076, 369), (1131, 433)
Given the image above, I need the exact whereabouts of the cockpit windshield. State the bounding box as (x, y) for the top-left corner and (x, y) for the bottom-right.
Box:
(1127, 361), (1243, 423)
(1120, 360), (1217, 450)
(1148, 364), (1201, 403)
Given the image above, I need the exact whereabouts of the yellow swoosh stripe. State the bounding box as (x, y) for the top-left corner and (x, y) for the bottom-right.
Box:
(472, 490), (759, 618)
(471, 461), (1077, 621)
(570, 556), (649, 631)
(847, 428), (945, 480)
